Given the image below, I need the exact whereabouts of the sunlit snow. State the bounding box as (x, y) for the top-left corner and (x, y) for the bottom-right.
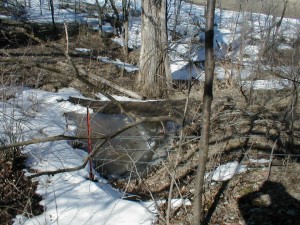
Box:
(0, 88), (155, 225)
(206, 161), (248, 182)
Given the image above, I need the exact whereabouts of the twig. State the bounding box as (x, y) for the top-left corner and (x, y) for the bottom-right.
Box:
(166, 61), (193, 225)
(0, 135), (87, 151)
(64, 23), (69, 54)
(267, 139), (278, 180)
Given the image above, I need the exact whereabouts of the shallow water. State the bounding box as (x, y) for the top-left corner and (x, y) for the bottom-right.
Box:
(67, 112), (176, 178)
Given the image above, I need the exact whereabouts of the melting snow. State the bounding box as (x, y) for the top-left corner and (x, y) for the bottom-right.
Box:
(98, 56), (139, 72)
(206, 161), (248, 181)
(249, 158), (270, 164)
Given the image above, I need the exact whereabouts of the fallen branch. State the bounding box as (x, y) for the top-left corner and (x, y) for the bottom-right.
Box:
(88, 72), (144, 100)
(0, 135), (100, 151)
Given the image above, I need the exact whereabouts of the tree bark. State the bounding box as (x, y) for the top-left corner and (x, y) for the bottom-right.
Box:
(95, 0), (107, 37)
(192, 0), (216, 224)
(109, 0), (122, 35)
(272, 0), (288, 44)
(137, 0), (171, 98)
(49, 0), (56, 33)
(122, 0), (130, 56)
(171, 0), (183, 40)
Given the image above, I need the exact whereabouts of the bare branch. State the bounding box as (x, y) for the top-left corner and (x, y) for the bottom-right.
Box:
(0, 135), (98, 151)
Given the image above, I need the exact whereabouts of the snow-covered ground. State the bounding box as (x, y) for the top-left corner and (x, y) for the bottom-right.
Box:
(1, 0), (299, 224)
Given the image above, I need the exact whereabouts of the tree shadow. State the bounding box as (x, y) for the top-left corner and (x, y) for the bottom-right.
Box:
(238, 180), (300, 225)
(203, 180), (229, 225)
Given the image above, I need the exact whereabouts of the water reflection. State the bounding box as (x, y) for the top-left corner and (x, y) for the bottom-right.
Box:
(67, 112), (176, 178)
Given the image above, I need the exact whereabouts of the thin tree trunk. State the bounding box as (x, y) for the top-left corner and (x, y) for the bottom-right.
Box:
(218, 0), (222, 28)
(192, 0), (216, 224)
(160, 0), (172, 92)
(95, 0), (107, 37)
(122, 0), (129, 56)
(109, 0), (122, 35)
(272, 0), (288, 44)
(171, 0), (182, 40)
(49, 0), (56, 33)
(39, 0), (42, 15)
(259, 0), (288, 62)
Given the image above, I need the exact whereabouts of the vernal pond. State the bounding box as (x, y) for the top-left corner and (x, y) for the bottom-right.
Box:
(67, 111), (177, 178)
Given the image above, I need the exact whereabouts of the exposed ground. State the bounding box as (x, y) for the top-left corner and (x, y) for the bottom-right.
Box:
(0, 150), (43, 225)
(1, 21), (300, 225)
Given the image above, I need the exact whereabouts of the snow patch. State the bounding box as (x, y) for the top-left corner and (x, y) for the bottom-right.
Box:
(98, 56), (139, 72)
(249, 158), (270, 164)
(206, 161), (247, 181)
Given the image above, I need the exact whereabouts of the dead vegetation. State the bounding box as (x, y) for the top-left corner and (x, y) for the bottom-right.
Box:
(0, 149), (43, 225)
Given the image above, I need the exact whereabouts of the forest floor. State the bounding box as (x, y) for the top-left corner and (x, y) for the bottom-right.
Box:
(1, 29), (300, 225)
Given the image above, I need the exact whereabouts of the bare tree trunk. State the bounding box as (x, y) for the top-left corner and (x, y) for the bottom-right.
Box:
(238, 11), (246, 86)
(259, 0), (288, 63)
(49, 0), (56, 33)
(137, 0), (171, 98)
(39, 0), (42, 15)
(218, 0), (222, 28)
(95, 0), (107, 37)
(171, 0), (183, 40)
(272, 0), (288, 44)
(192, 0), (216, 224)
(109, 0), (122, 35)
(122, 0), (130, 56)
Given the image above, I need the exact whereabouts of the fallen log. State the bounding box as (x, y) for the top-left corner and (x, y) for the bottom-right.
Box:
(88, 72), (144, 100)
(55, 62), (145, 100)
(68, 96), (187, 118)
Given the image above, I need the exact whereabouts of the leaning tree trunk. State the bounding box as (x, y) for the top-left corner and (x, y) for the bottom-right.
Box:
(137, 0), (171, 98)
(192, 0), (216, 224)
